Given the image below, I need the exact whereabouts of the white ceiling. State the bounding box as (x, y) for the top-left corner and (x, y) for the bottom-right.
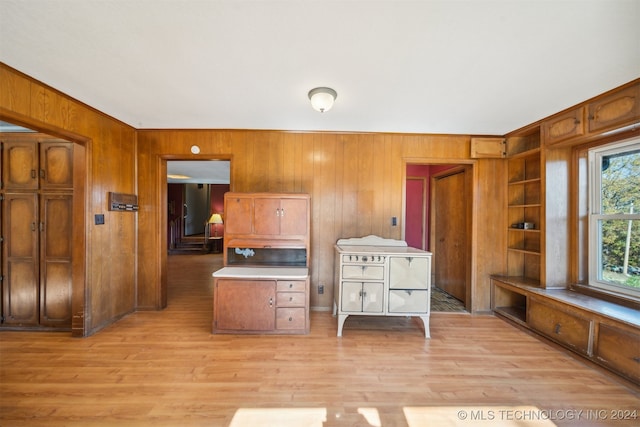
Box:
(1, 1), (639, 135)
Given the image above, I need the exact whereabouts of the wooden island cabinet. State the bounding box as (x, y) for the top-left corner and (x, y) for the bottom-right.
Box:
(213, 193), (311, 334)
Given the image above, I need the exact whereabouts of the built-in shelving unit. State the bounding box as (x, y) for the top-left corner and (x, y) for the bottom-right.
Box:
(505, 128), (542, 284)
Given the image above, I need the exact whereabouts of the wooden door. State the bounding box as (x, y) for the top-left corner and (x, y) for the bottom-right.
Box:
(253, 198), (280, 235)
(214, 279), (275, 331)
(224, 195), (253, 235)
(39, 194), (73, 327)
(2, 193), (39, 326)
(2, 141), (38, 190)
(279, 198), (308, 236)
(432, 169), (468, 304)
(40, 142), (73, 190)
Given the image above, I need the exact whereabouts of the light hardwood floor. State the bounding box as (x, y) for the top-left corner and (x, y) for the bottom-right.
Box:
(1, 254), (638, 427)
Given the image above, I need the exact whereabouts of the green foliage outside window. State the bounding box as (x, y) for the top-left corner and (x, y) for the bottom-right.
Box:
(600, 148), (640, 289)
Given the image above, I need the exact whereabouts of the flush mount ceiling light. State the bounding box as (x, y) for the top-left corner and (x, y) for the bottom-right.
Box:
(308, 87), (337, 113)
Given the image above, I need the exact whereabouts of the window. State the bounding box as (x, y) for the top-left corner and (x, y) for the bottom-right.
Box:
(588, 138), (640, 297)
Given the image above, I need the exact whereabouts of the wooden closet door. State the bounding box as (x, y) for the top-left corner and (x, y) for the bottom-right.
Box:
(432, 170), (468, 303)
(2, 193), (39, 325)
(39, 194), (73, 327)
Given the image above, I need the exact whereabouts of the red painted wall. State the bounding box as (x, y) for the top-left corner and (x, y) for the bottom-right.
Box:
(405, 164), (456, 250)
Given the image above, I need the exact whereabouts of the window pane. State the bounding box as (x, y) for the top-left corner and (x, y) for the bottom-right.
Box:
(598, 219), (640, 291)
(601, 149), (640, 214)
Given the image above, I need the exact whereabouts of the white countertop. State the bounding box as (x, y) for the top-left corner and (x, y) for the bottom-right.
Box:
(212, 266), (309, 279)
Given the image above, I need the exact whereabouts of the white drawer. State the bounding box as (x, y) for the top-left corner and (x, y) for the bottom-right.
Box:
(342, 265), (384, 280)
(388, 289), (429, 313)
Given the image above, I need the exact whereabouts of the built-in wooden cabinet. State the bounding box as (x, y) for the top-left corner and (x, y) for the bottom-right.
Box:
(528, 297), (593, 356)
(2, 140), (73, 191)
(595, 323), (640, 384)
(542, 107), (585, 145)
(491, 277), (639, 385)
(587, 82), (640, 133)
(0, 134), (73, 330)
(505, 127), (543, 284)
(542, 80), (640, 146)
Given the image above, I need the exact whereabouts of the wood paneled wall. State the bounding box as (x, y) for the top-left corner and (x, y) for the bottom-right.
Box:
(137, 130), (507, 313)
(0, 63), (137, 336)
(1, 62), (507, 336)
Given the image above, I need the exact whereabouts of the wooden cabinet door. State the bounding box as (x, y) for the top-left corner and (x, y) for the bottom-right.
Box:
(2, 193), (39, 326)
(40, 142), (73, 190)
(39, 194), (72, 327)
(588, 83), (640, 133)
(253, 198), (281, 235)
(214, 279), (275, 331)
(2, 141), (38, 190)
(224, 195), (253, 235)
(279, 198), (308, 236)
(542, 107), (585, 145)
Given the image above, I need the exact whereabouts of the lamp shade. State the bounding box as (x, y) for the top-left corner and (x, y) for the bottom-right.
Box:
(208, 213), (223, 224)
(308, 87), (337, 113)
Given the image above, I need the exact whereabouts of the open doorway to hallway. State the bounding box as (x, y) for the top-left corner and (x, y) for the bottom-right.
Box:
(405, 163), (471, 312)
(166, 160), (230, 254)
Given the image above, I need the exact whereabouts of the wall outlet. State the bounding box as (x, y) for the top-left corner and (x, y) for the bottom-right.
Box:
(318, 284), (324, 294)
(95, 214), (105, 225)
(391, 216), (397, 226)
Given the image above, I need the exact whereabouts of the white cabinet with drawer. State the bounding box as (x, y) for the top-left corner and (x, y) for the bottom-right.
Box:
(334, 235), (432, 338)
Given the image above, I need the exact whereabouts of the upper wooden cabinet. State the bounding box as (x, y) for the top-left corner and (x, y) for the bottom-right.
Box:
(1, 136), (73, 190)
(587, 82), (640, 133)
(224, 195), (253, 235)
(224, 192), (310, 241)
(542, 80), (640, 146)
(2, 141), (39, 190)
(254, 197), (308, 237)
(542, 107), (585, 145)
(39, 142), (74, 190)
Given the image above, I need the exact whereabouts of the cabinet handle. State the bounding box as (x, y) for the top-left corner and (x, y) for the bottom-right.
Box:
(289, 297), (293, 301)
(31, 169), (36, 179)
(275, 208), (280, 217)
(40, 169), (45, 179)
(633, 357), (640, 364)
(573, 119), (581, 125)
(31, 222), (36, 231)
(289, 283), (293, 288)
(39, 222), (44, 232)
(554, 323), (561, 334)
(269, 297), (273, 307)
(281, 208), (285, 216)
(288, 317), (293, 322)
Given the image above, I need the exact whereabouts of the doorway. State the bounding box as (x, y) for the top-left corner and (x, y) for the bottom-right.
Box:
(166, 160), (230, 254)
(404, 163), (471, 312)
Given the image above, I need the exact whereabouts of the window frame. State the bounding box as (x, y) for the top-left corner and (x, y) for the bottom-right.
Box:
(587, 137), (640, 298)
